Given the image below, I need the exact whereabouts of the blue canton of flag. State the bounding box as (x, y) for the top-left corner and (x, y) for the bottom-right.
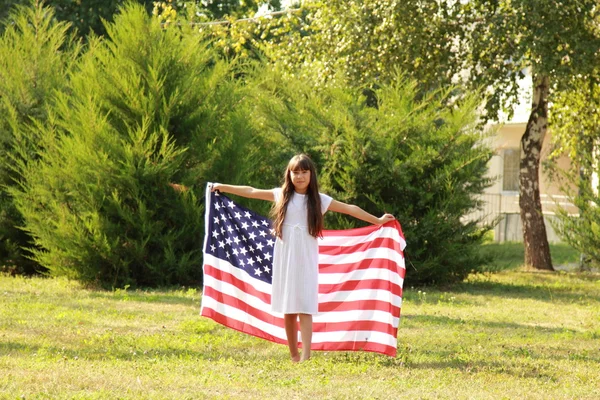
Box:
(204, 191), (275, 285)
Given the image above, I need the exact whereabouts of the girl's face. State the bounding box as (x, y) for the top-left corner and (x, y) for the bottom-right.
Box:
(290, 169), (311, 193)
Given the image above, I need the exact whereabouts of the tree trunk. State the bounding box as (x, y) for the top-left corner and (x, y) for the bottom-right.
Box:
(519, 73), (554, 270)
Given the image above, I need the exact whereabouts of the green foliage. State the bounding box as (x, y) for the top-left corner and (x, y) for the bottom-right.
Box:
(0, 2), (80, 273)
(462, 0), (600, 121)
(254, 70), (494, 285)
(9, 3), (268, 287)
(547, 74), (600, 268)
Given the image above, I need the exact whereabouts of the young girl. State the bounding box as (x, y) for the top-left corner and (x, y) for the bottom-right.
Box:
(210, 154), (395, 362)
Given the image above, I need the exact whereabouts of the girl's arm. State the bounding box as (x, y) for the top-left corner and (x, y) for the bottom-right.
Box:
(328, 200), (395, 225)
(210, 183), (275, 202)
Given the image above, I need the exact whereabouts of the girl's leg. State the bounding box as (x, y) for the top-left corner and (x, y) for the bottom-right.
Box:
(284, 314), (300, 362)
(298, 313), (313, 361)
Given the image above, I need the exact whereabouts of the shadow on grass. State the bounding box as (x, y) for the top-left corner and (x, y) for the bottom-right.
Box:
(400, 314), (578, 335)
(445, 275), (600, 304)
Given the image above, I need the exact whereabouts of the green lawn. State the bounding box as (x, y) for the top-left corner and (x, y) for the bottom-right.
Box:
(1, 268), (599, 399)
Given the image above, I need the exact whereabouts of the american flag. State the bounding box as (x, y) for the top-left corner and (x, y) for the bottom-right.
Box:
(200, 185), (406, 357)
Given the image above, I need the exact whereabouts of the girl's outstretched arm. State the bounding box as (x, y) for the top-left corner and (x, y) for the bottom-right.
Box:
(210, 183), (275, 202)
(328, 200), (395, 225)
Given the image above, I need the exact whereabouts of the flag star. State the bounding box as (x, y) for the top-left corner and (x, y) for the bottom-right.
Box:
(264, 253), (272, 261)
(269, 229), (276, 236)
(251, 221), (259, 228)
(226, 237), (232, 245)
(212, 230), (219, 238)
(240, 248), (248, 256)
(244, 211), (251, 218)
(234, 212), (241, 219)
(235, 226), (240, 231)
(256, 243), (264, 251)
(254, 267), (262, 276)
(247, 258), (255, 266)
(228, 201), (235, 209)
(226, 251), (231, 259)
(261, 220), (269, 226)
(214, 203), (221, 210)
(248, 232), (257, 240)
(227, 225), (234, 233)
(210, 244), (216, 252)
(241, 236), (248, 242)
(256, 255), (262, 263)
(249, 246), (256, 253)
(266, 239), (274, 247)
(218, 240), (225, 248)
(239, 259), (245, 267)
(220, 214), (227, 222)
(213, 217), (220, 224)
(264, 265), (271, 274)
(259, 230), (267, 237)
(220, 227), (225, 234)
(233, 237), (240, 245)
(241, 222), (249, 230)
(232, 248), (239, 256)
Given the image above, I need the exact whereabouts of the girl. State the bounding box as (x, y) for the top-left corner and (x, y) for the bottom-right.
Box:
(210, 154), (395, 362)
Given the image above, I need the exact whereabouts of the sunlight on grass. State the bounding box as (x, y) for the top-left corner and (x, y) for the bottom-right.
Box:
(1, 270), (599, 399)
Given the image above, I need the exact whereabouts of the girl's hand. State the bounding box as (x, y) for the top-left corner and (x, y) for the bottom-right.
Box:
(210, 183), (222, 192)
(377, 213), (396, 225)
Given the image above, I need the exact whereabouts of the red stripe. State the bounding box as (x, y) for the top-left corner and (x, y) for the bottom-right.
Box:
(318, 258), (406, 276)
(310, 341), (397, 357)
(204, 263), (271, 304)
(204, 285), (398, 337)
(313, 319), (397, 337)
(319, 237), (402, 255)
(202, 286), (282, 326)
(201, 307), (287, 345)
(322, 220), (404, 239)
(203, 308), (397, 357)
(319, 278), (403, 298)
(319, 298), (401, 315)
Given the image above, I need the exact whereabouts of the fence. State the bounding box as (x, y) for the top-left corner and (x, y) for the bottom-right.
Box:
(466, 193), (576, 243)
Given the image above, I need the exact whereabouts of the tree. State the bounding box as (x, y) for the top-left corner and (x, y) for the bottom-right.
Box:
(462, 0), (600, 270)
(0, 2), (80, 273)
(257, 0), (600, 270)
(252, 69), (494, 284)
(547, 72), (600, 269)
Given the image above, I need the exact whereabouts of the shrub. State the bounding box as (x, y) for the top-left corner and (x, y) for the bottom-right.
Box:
(10, 3), (268, 287)
(0, 2), (79, 274)
(255, 72), (494, 285)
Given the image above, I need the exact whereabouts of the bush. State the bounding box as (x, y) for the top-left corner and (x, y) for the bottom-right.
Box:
(10, 3), (269, 287)
(254, 72), (494, 285)
(0, 2), (80, 274)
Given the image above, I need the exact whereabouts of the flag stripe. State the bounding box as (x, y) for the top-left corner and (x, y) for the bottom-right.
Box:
(201, 185), (406, 357)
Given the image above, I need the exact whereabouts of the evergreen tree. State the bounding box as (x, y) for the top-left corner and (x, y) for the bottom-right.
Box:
(0, 2), (80, 274)
(10, 3), (270, 286)
(254, 70), (494, 285)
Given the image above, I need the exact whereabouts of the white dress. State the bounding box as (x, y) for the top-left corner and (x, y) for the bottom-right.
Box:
(271, 188), (332, 315)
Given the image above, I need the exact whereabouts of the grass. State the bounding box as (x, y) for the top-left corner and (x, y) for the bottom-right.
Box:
(479, 241), (581, 272)
(1, 266), (599, 400)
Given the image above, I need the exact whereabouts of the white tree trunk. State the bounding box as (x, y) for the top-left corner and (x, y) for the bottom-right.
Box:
(519, 73), (553, 270)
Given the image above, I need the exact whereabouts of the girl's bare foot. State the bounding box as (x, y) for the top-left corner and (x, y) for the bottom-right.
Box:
(291, 354), (300, 363)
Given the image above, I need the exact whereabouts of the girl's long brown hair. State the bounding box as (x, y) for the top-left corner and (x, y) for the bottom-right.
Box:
(271, 154), (323, 239)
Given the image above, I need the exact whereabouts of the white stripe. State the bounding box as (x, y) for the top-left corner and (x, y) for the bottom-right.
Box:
(203, 253), (272, 295)
(321, 226), (406, 250)
(319, 267), (404, 288)
(201, 296), (286, 340)
(202, 274), (271, 314)
(312, 330), (397, 348)
(314, 308), (399, 327)
(318, 288), (402, 308)
(319, 247), (405, 266)
(200, 183), (213, 315)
